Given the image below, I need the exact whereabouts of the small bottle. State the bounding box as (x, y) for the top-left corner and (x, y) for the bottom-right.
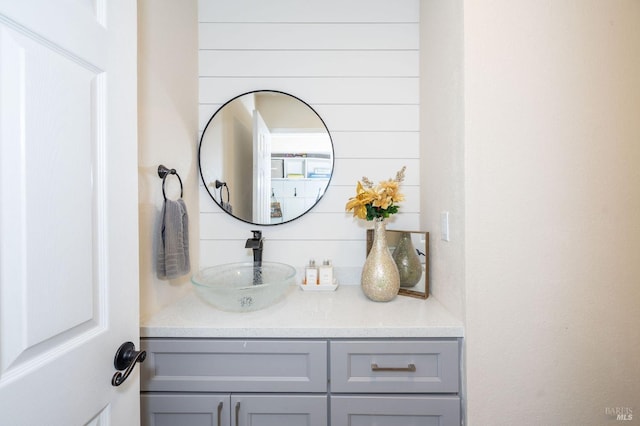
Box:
(305, 259), (318, 285)
(318, 259), (334, 286)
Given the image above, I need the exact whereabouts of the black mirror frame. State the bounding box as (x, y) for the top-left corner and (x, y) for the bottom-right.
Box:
(198, 90), (335, 226)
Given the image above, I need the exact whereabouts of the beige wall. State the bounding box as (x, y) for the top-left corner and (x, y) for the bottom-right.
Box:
(464, 0), (640, 423)
(138, 0), (199, 318)
(420, 0), (465, 320)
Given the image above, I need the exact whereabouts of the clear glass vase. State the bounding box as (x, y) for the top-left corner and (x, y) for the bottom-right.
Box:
(361, 219), (400, 302)
(393, 231), (423, 288)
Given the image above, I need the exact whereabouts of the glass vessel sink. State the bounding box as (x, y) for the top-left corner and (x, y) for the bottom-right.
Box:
(191, 262), (296, 312)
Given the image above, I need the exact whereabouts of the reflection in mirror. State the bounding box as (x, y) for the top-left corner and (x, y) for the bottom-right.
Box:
(199, 90), (334, 225)
(367, 230), (429, 299)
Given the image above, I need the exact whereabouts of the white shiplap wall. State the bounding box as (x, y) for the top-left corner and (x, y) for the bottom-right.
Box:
(198, 0), (420, 271)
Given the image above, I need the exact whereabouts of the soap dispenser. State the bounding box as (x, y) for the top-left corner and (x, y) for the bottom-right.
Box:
(319, 259), (334, 285)
(305, 259), (318, 285)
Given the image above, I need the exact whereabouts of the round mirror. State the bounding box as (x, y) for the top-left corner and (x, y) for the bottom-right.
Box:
(199, 90), (334, 225)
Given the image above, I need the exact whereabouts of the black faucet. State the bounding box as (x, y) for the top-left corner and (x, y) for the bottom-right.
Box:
(245, 230), (264, 285)
(245, 230), (264, 267)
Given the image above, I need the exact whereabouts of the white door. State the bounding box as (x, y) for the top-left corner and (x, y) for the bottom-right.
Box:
(0, 1), (139, 425)
(252, 109), (271, 223)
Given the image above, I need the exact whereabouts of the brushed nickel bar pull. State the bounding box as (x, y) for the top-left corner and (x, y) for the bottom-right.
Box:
(217, 402), (223, 426)
(235, 402), (240, 426)
(371, 363), (416, 372)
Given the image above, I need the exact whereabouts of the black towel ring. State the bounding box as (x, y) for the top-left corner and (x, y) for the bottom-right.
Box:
(215, 179), (230, 204)
(158, 165), (183, 200)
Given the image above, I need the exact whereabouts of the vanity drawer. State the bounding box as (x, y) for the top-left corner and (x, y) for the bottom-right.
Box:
(331, 395), (461, 426)
(330, 340), (459, 393)
(141, 338), (327, 392)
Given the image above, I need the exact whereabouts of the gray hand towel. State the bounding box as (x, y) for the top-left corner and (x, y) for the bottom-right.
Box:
(157, 198), (190, 280)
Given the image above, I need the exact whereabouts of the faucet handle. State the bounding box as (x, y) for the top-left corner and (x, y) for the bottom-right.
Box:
(251, 230), (262, 239)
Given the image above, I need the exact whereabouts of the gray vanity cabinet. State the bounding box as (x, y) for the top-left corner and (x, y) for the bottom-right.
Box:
(330, 395), (460, 425)
(141, 393), (327, 426)
(140, 338), (461, 426)
(329, 340), (460, 425)
(141, 394), (228, 426)
(140, 339), (328, 426)
(330, 340), (459, 393)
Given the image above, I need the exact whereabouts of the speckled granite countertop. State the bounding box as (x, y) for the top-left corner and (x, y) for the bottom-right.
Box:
(141, 285), (464, 339)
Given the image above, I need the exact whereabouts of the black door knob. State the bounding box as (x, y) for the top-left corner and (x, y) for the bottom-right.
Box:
(111, 341), (146, 386)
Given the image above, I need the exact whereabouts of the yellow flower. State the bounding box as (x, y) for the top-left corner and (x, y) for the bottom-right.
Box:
(345, 167), (406, 221)
(345, 181), (372, 219)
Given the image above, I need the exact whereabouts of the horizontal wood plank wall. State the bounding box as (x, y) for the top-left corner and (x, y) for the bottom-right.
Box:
(198, 0), (420, 270)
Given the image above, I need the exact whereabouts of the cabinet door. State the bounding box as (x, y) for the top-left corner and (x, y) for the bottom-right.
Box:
(331, 395), (460, 426)
(141, 394), (229, 426)
(233, 394), (327, 426)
